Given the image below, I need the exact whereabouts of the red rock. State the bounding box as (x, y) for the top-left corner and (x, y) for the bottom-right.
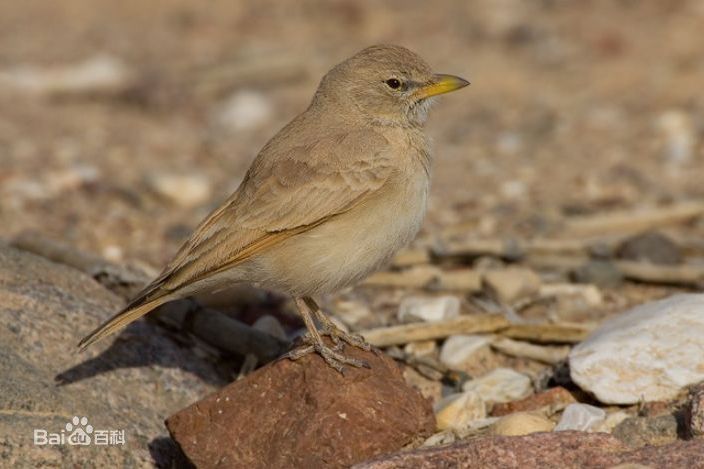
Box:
(355, 432), (704, 468)
(166, 343), (435, 469)
(615, 440), (704, 467)
(491, 386), (576, 417)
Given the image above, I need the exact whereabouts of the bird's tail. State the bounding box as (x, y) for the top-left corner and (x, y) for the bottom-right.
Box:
(77, 296), (171, 351)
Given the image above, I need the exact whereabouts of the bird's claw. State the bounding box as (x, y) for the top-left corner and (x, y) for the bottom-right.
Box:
(284, 339), (369, 373)
(313, 309), (372, 352)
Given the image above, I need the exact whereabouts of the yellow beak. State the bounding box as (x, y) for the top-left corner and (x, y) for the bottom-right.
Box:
(415, 74), (470, 99)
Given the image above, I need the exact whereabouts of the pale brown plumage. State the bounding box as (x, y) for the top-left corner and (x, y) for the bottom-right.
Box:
(78, 44), (469, 371)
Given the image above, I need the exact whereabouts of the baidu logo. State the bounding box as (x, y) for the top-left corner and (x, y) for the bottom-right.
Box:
(33, 416), (125, 446)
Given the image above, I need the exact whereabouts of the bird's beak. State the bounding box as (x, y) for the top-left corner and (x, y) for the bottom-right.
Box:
(415, 74), (470, 99)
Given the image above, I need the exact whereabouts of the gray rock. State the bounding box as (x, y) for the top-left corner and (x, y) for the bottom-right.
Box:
(252, 314), (287, 341)
(571, 260), (624, 288)
(616, 231), (682, 265)
(0, 245), (221, 466)
(612, 414), (680, 448)
(686, 382), (704, 438)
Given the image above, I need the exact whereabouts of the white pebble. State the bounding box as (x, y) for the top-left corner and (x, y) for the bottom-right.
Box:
(102, 245), (123, 262)
(146, 172), (212, 208)
(398, 295), (460, 323)
(554, 403), (606, 432)
(439, 335), (493, 369)
(216, 90), (273, 131)
(462, 367), (533, 404)
(570, 294), (704, 404)
(657, 110), (695, 166)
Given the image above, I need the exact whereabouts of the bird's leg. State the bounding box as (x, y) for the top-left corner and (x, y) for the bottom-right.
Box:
(303, 296), (372, 352)
(304, 297), (343, 351)
(283, 297), (369, 373)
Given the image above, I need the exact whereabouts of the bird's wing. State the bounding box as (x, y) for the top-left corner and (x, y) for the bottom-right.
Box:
(158, 128), (396, 292)
(78, 128), (395, 350)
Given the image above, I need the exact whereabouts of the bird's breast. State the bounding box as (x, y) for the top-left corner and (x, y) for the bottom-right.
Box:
(252, 164), (430, 296)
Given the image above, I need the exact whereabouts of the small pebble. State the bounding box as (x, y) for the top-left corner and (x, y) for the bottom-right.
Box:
(102, 244), (124, 262)
(398, 295), (460, 323)
(216, 90), (273, 131)
(491, 386), (576, 417)
(595, 410), (631, 433)
(571, 260), (623, 288)
(491, 337), (570, 365)
(462, 367), (533, 405)
(439, 335), (493, 369)
(616, 231), (682, 265)
(404, 340), (438, 358)
(434, 391), (486, 431)
(554, 403), (606, 432)
(403, 367), (442, 403)
(482, 267), (541, 304)
(252, 315), (287, 341)
(540, 283), (603, 307)
(146, 172), (212, 208)
(421, 430), (456, 447)
(657, 110), (695, 166)
(490, 412), (555, 436)
(333, 300), (371, 326)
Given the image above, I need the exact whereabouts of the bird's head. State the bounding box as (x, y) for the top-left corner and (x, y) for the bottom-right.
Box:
(314, 44), (469, 127)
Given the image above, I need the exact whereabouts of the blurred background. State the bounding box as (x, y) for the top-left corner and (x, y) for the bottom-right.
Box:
(1, 0), (703, 281)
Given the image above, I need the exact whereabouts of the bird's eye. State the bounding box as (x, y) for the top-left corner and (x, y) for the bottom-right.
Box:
(385, 78), (402, 90)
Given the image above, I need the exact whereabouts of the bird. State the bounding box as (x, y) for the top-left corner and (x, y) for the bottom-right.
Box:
(78, 44), (469, 372)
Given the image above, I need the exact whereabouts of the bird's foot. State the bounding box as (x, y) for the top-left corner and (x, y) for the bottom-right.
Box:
(288, 296), (372, 373)
(284, 336), (370, 373)
(320, 325), (371, 352)
(312, 307), (372, 352)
